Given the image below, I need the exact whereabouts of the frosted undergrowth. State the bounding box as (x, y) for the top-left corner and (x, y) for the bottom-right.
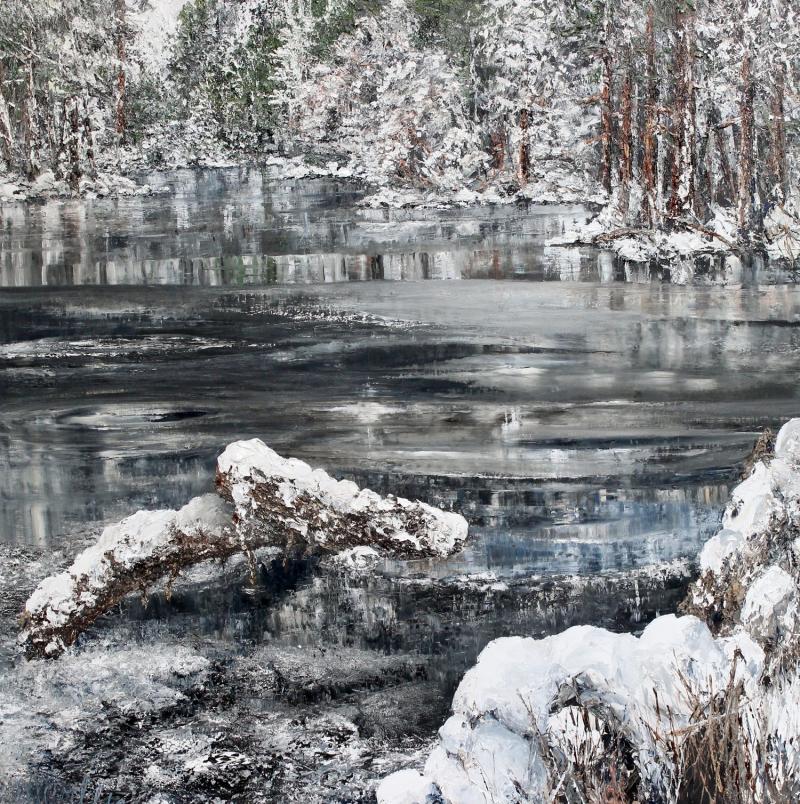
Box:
(549, 198), (800, 269)
(0, 640), (209, 784)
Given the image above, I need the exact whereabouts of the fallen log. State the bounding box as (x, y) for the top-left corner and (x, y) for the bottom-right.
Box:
(21, 494), (235, 659)
(21, 440), (468, 659)
(215, 439), (468, 558)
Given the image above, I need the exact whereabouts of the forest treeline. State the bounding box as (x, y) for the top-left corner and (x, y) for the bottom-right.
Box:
(0, 0), (797, 240)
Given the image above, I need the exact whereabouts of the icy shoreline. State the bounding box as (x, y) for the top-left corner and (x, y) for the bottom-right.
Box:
(379, 419), (800, 803)
(4, 160), (796, 279)
(0, 154), (599, 210)
(547, 199), (800, 270)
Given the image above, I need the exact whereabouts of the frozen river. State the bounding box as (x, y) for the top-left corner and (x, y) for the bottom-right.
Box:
(1, 169), (799, 801)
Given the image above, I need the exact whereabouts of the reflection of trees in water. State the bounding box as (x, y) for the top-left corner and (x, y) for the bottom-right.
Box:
(0, 172), (594, 287)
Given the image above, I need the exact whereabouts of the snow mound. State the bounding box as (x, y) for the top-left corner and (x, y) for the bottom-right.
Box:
(376, 769), (438, 804)
(405, 618), (761, 803)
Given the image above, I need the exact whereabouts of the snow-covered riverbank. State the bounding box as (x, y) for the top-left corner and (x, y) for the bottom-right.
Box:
(548, 199), (800, 272)
(379, 419), (800, 803)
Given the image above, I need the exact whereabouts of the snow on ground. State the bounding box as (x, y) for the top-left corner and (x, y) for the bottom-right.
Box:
(548, 199), (800, 272)
(379, 418), (800, 803)
(0, 634), (210, 787)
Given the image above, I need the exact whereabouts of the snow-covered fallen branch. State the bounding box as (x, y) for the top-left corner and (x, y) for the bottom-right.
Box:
(215, 439), (467, 559)
(21, 440), (468, 660)
(21, 495), (235, 659)
(378, 418), (800, 803)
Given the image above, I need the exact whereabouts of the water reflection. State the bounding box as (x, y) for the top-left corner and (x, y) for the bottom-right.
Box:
(1, 169), (796, 287)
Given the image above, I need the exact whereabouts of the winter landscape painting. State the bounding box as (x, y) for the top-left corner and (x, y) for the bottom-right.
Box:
(1, 1), (800, 802)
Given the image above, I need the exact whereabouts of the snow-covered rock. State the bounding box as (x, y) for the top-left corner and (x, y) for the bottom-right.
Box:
(406, 618), (762, 803)
(698, 528), (743, 576)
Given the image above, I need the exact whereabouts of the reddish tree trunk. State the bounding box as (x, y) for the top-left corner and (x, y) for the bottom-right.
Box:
(641, 4), (658, 225)
(518, 108), (529, 184)
(709, 109), (737, 206)
(600, 48), (614, 194)
(668, 11), (687, 218)
(618, 48), (634, 216)
(490, 128), (505, 171)
(738, 51), (755, 233)
(770, 63), (787, 200)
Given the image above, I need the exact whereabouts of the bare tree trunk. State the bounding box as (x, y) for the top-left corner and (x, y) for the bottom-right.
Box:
(600, 47), (614, 195)
(618, 47), (634, 217)
(83, 105), (97, 179)
(66, 96), (82, 190)
(770, 62), (787, 200)
(697, 120), (713, 217)
(737, 50), (755, 233)
(22, 53), (40, 178)
(0, 61), (14, 168)
(709, 108), (737, 206)
(518, 108), (529, 185)
(490, 127), (505, 171)
(685, 17), (698, 217)
(641, 4), (658, 225)
(115, 0), (127, 143)
(668, 9), (688, 218)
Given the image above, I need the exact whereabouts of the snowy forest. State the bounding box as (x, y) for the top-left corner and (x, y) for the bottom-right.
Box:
(1, 0), (799, 257)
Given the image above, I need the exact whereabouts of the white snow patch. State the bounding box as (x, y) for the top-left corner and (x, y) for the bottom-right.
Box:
(776, 419), (800, 465)
(741, 566), (797, 642)
(376, 769), (438, 804)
